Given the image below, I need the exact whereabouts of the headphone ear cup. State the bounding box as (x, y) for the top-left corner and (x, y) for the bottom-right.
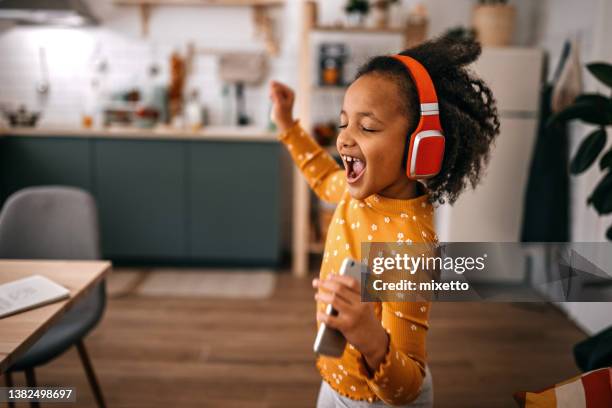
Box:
(407, 132), (445, 179)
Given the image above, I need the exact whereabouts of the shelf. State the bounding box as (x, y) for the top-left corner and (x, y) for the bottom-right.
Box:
(114, 0), (284, 6)
(114, 0), (284, 43)
(291, 2), (407, 277)
(291, 1), (413, 277)
(312, 25), (405, 35)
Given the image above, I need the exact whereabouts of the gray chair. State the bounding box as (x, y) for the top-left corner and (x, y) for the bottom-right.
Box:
(0, 186), (107, 408)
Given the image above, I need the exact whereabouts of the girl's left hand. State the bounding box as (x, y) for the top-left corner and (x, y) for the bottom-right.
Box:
(313, 275), (389, 373)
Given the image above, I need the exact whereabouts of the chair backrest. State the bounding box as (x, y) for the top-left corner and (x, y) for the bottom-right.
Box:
(0, 186), (101, 260)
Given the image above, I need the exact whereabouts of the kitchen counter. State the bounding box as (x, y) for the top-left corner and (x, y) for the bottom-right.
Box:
(0, 125), (279, 142)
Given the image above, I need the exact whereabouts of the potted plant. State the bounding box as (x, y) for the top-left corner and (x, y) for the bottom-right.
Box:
(344, 0), (370, 27)
(403, 3), (429, 47)
(370, 0), (399, 29)
(472, 0), (516, 46)
(549, 62), (612, 240)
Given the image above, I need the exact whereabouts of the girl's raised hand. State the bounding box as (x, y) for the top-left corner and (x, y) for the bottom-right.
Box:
(268, 80), (297, 133)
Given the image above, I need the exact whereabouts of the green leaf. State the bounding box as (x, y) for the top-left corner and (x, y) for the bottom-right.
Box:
(548, 100), (611, 127)
(600, 148), (612, 171)
(570, 128), (607, 174)
(591, 190), (612, 214)
(588, 171), (612, 214)
(588, 170), (612, 203)
(607, 225), (612, 241)
(574, 93), (611, 106)
(587, 62), (612, 88)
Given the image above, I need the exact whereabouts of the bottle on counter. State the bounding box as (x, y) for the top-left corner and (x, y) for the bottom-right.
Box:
(185, 89), (203, 131)
(81, 77), (100, 128)
(221, 83), (235, 126)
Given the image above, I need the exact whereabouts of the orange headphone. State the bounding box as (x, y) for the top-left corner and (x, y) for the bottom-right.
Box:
(391, 54), (445, 180)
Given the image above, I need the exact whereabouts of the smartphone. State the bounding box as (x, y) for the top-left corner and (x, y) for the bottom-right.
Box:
(313, 257), (363, 357)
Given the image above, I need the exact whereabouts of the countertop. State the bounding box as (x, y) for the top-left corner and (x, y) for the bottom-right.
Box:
(0, 125), (279, 142)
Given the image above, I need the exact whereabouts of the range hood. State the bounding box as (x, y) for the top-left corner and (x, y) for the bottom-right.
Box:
(0, 0), (98, 26)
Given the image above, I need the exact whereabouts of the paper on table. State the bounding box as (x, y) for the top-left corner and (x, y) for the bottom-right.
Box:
(0, 275), (70, 319)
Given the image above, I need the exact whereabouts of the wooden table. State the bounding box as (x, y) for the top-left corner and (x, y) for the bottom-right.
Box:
(0, 260), (111, 373)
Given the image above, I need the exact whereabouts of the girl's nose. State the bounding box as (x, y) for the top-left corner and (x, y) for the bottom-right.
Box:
(337, 132), (356, 149)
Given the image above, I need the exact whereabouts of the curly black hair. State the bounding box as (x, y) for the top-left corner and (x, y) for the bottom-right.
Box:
(354, 34), (500, 205)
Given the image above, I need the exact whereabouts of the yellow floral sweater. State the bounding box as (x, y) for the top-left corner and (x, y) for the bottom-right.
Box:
(278, 120), (435, 405)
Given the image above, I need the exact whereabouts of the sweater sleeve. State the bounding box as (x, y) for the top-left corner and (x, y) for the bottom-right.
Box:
(277, 119), (346, 204)
(357, 301), (430, 405)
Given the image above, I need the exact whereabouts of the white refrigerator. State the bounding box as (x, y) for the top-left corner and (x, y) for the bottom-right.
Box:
(436, 47), (545, 243)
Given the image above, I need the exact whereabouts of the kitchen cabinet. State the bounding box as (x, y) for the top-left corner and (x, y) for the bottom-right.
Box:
(188, 142), (280, 261)
(0, 132), (282, 265)
(94, 139), (187, 259)
(0, 137), (93, 203)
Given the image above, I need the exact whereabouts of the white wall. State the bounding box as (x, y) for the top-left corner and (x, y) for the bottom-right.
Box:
(0, 0), (299, 127)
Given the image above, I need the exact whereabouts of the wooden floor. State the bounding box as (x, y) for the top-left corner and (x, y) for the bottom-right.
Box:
(5, 269), (586, 408)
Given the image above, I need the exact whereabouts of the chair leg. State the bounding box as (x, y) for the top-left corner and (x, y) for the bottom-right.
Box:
(76, 340), (106, 408)
(24, 368), (40, 408)
(4, 372), (16, 408)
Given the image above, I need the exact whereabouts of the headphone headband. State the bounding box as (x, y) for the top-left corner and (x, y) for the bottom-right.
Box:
(391, 54), (439, 119)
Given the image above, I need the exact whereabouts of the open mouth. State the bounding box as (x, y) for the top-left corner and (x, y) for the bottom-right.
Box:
(341, 154), (366, 184)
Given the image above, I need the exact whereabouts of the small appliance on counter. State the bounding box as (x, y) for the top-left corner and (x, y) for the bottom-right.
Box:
(218, 52), (268, 126)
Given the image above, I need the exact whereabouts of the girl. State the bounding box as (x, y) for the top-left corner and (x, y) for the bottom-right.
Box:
(268, 35), (499, 407)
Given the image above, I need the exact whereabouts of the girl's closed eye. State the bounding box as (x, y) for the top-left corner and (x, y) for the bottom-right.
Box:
(337, 123), (379, 132)
(361, 126), (378, 132)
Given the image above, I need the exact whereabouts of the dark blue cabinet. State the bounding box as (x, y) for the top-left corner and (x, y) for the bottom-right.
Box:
(0, 134), (282, 265)
(188, 142), (280, 262)
(94, 139), (187, 259)
(0, 137), (93, 201)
